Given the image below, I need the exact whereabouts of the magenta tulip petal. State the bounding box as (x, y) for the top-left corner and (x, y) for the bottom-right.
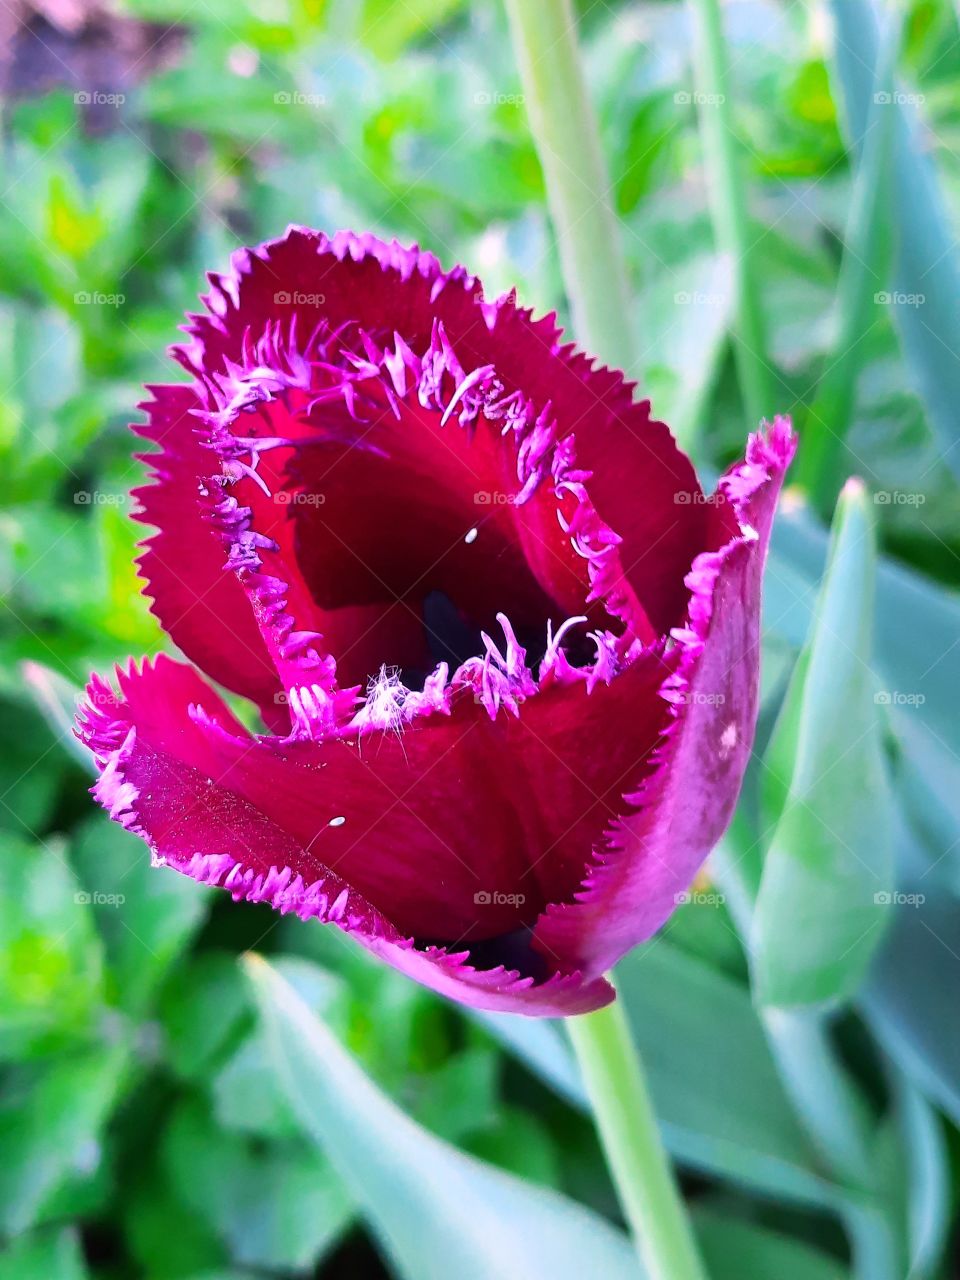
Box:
(77, 227), (795, 1014)
(133, 384), (283, 725)
(76, 655), (613, 1014)
(79, 648), (667, 942)
(534, 419), (796, 975)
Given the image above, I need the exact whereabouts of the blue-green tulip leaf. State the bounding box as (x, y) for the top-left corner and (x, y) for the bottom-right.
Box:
(693, 1208), (847, 1280)
(245, 954), (643, 1280)
(863, 897), (960, 1128)
(755, 481), (894, 1007)
(828, 0), (960, 484)
(0, 1228), (90, 1280)
(479, 939), (834, 1207)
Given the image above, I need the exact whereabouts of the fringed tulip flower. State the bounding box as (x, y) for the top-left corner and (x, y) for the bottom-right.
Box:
(76, 228), (795, 1015)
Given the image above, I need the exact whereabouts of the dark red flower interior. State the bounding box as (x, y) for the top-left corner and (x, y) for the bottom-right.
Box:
(233, 339), (608, 693)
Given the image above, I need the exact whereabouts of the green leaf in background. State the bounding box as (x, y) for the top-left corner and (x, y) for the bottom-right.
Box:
(616, 940), (829, 1206)
(464, 1105), (561, 1189)
(71, 813), (208, 1013)
(123, 1164), (229, 1278)
(0, 700), (80, 837)
(863, 896), (960, 1128)
(179, 1273), (260, 1280)
(640, 252), (733, 453)
(0, 836), (103, 1058)
(689, 0), (773, 428)
(479, 937), (831, 1207)
(359, 0), (465, 60)
(245, 954), (645, 1280)
(759, 646), (811, 835)
(162, 1097), (354, 1272)
(0, 1227), (90, 1280)
(474, 1009), (586, 1110)
(768, 508), (960, 866)
(886, 1073), (951, 1280)
(0, 1047), (126, 1236)
(21, 661), (95, 774)
(93, 497), (163, 649)
(212, 1033), (300, 1140)
(410, 1046), (501, 1144)
(754, 480), (894, 1007)
(796, 5), (899, 511)
(828, 0), (960, 483)
(693, 1207), (847, 1280)
(178, 1273), (259, 1280)
(661, 874), (751, 982)
(159, 950), (256, 1082)
(209, 959), (346, 1137)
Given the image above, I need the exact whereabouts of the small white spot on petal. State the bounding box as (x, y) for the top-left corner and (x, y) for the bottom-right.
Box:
(464, 527), (478, 544)
(329, 815), (346, 827)
(720, 722), (738, 757)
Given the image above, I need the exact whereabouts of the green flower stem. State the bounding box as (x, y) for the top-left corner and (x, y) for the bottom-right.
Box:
(505, 11), (703, 1269)
(505, 10), (703, 1269)
(689, 0), (773, 427)
(568, 989), (708, 1280)
(503, 0), (636, 374)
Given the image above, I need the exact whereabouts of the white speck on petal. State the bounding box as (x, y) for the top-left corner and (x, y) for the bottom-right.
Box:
(720, 722), (738, 757)
(464, 527), (478, 544)
(329, 815), (346, 827)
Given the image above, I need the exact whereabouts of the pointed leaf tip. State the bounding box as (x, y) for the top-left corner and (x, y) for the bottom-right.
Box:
(840, 475), (867, 502)
(246, 957), (643, 1280)
(753, 473), (893, 1009)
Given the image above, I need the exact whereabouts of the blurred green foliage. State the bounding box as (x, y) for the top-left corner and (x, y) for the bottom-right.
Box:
(1, 1), (959, 1277)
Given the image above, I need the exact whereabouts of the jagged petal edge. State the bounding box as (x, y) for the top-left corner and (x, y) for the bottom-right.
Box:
(183, 224), (691, 463)
(75, 659), (613, 1016)
(177, 226), (697, 543)
(129, 385), (286, 725)
(166, 234), (653, 736)
(533, 417), (798, 968)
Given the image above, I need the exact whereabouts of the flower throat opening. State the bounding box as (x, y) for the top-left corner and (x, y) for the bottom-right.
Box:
(202, 315), (644, 732)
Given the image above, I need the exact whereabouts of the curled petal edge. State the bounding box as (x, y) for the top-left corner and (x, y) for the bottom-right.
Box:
(533, 417), (798, 976)
(76, 659), (613, 1016)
